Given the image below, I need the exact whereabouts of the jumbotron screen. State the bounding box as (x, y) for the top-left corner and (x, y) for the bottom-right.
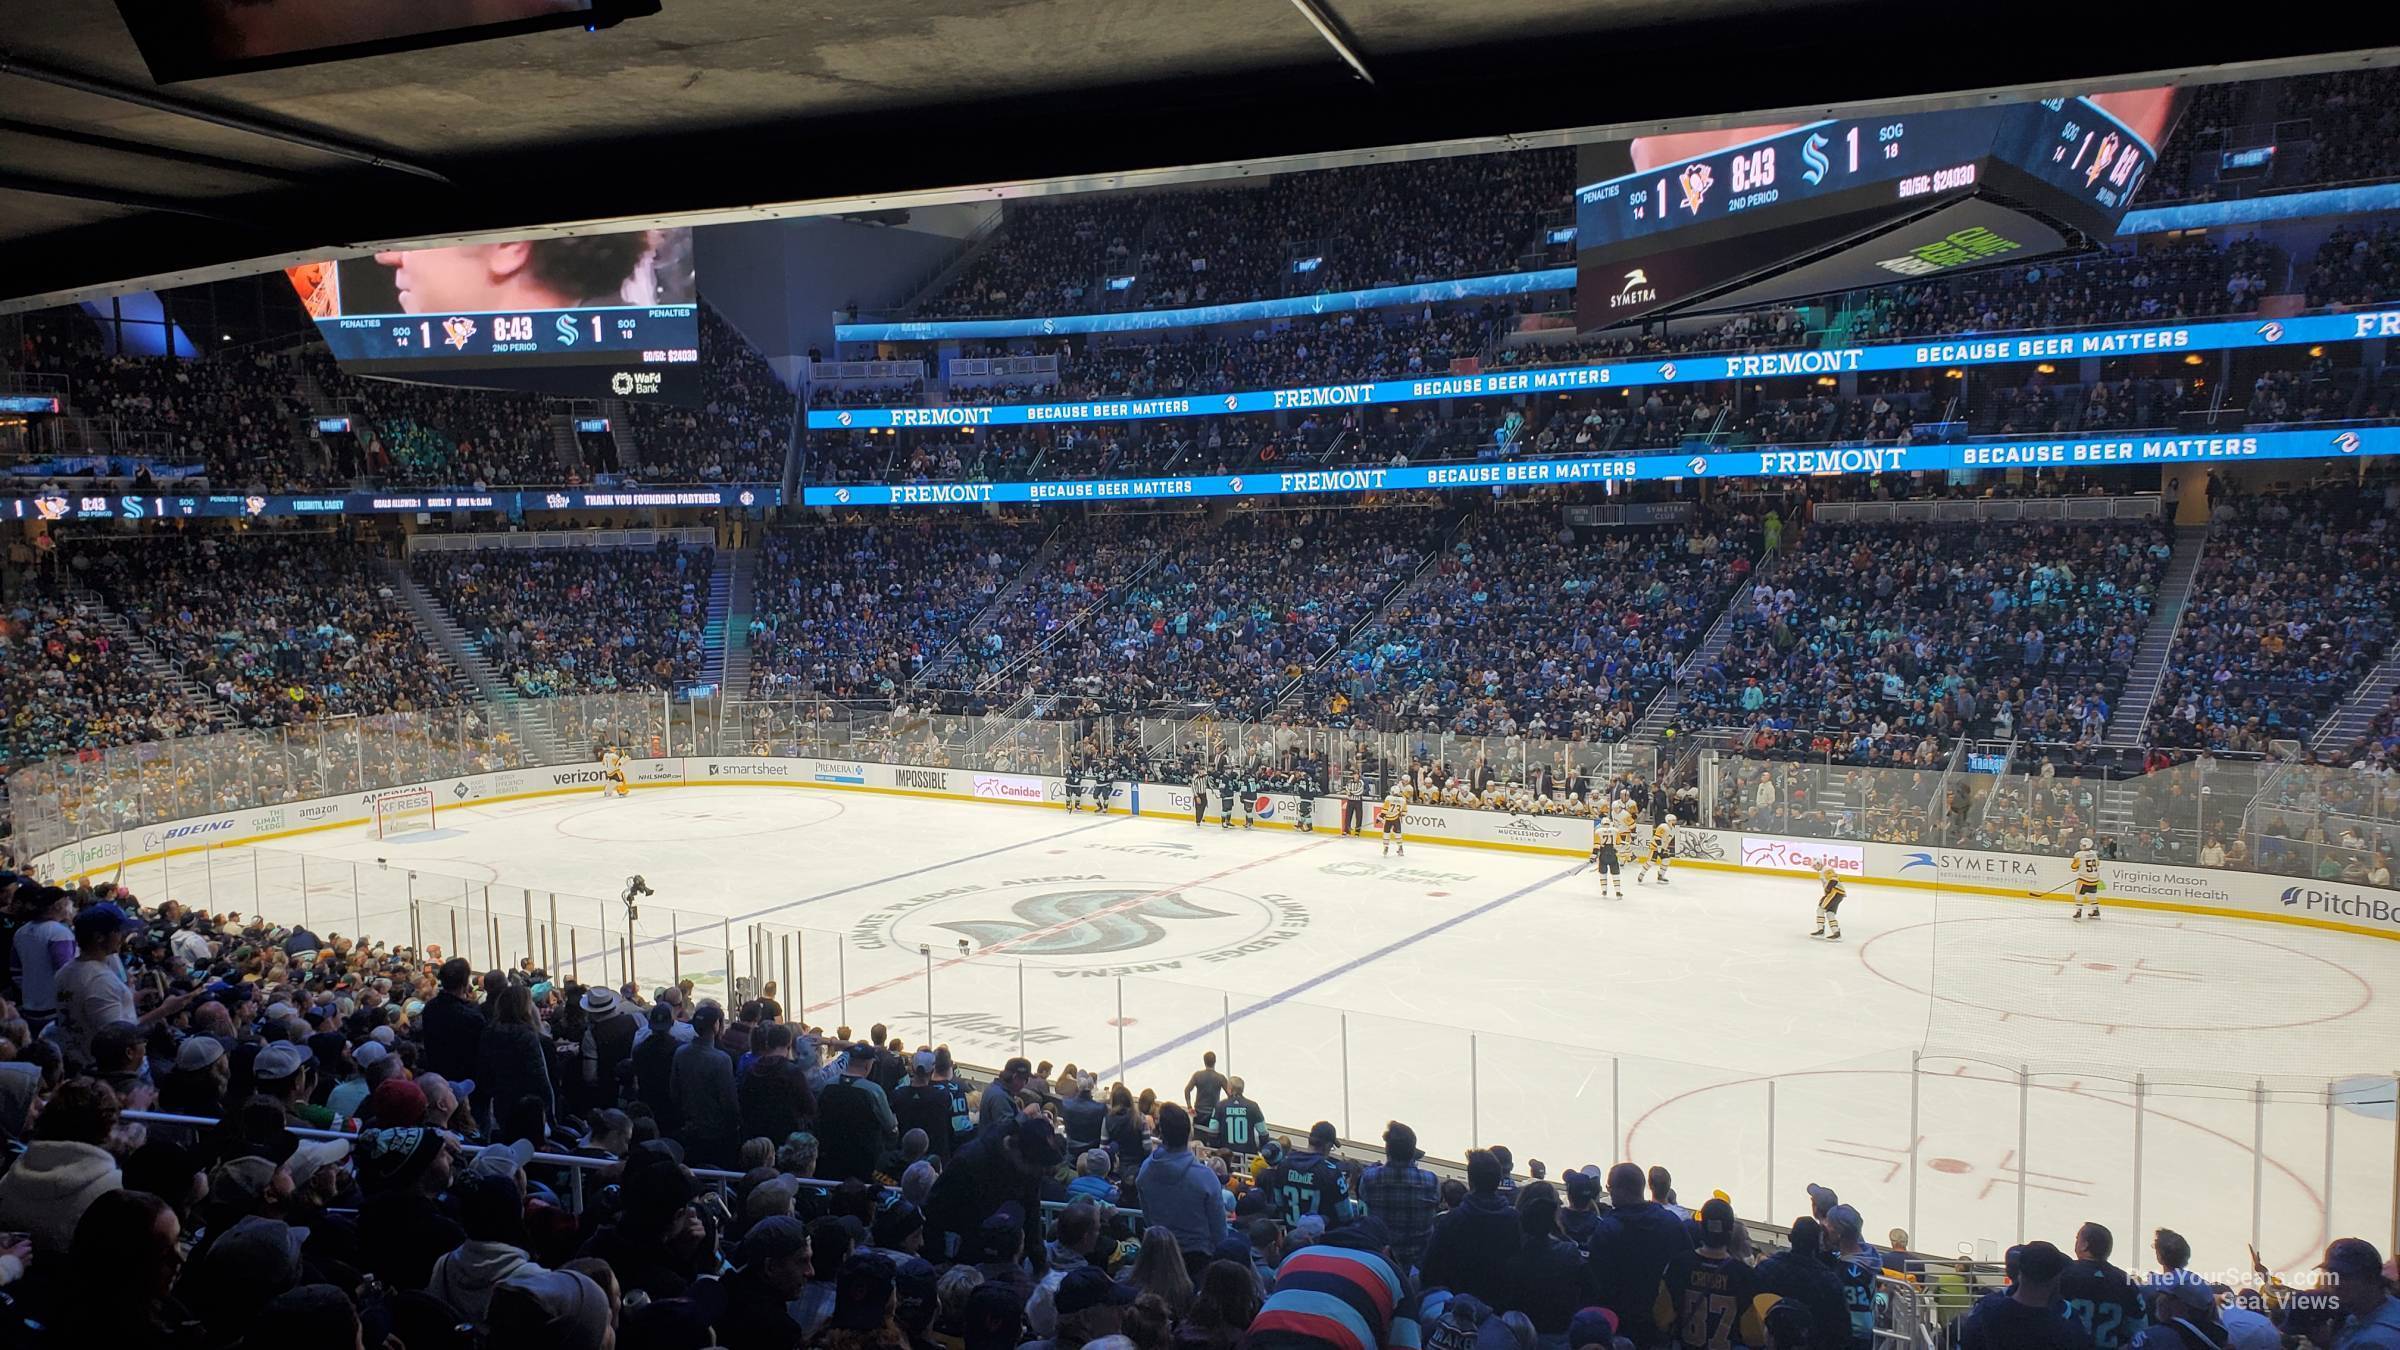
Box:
(285, 227), (698, 395)
(1574, 91), (2175, 328)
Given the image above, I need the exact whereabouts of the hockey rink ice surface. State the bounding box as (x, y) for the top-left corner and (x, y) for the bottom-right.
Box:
(120, 784), (2400, 1275)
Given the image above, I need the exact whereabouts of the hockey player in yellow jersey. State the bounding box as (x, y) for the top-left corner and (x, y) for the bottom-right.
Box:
(1591, 815), (1625, 899)
(1380, 792), (1407, 856)
(2070, 837), (2103, 919)
(1811, 864), (1847, 940)
(1637, 815), (1678, 885)
(601, 745), (630, 799)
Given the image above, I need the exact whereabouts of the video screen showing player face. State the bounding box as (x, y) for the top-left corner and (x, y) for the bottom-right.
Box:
(286, 226), (696, 319)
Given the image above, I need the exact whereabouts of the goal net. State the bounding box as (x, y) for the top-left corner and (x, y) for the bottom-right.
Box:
(374, 787), (437, 839)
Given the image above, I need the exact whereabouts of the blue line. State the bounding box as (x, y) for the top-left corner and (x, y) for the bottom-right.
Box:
(1102, 859), (1591, 1078)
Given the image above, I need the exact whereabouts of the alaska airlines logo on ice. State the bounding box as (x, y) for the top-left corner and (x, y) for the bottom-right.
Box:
(858, 878), (1310, 976)
(937, 889), (1238, 958)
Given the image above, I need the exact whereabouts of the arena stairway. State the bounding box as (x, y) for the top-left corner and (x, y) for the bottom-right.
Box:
(1259, 505), (1477, 720)
(374, 558), (569, 767)
(2103, 523), (2213, 747)
(1627, 548), (1770, 746)
(698, 550), (735, 690)
(547, 413), (585, 478)
(600, 399), (641, 473)
(718, 547), (759, 697)
(909, 523), (1066, 689)
(2310, 645), (2400, 755)
(58, 578), (232, 731)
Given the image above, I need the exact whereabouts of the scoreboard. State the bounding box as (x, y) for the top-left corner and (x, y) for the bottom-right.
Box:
(1575, 97), (2159, 327)
(314, 306), (698, 368)
(284, 225), (700, 400)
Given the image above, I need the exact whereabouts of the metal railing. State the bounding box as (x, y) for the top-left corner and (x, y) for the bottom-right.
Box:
(8, 696), (2393, 1269)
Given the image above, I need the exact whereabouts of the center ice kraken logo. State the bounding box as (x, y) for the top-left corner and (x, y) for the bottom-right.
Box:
(856, 876), (1312, 977)
(936, 888), (1238, 959)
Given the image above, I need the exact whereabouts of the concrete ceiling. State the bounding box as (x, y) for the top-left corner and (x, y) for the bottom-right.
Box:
(5, 1), (2399, 310)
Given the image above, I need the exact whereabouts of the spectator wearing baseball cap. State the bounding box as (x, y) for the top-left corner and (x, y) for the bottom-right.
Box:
(2324, 1239), (2400, 1350)
(487, 1266), (615, 1350)
(1755, 1217), (1851, 1350)
(1512, 1181), (1605, 1338)
(705, 1212), (813, 1349)
(823, 1250), (910, 1350)
(428, 1169), (545, 1321)
(2134, 1278), (2231, 1350)
(818, 1039), (901, 1183)
(1035, 1265), (1136, 1350)
(924, 1114), (1063, 1266)
(57, 901), (197, 1070)
(251, 1038), (336, 1130)
(354, 1125), (465, 1291)
(1960, 1241), (2089, 1350)
(893, 1050), (958, 1163)
(982, 1058), (1035, 1133)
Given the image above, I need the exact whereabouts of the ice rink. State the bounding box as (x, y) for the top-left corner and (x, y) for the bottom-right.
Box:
(116, 783), (2400, 1277)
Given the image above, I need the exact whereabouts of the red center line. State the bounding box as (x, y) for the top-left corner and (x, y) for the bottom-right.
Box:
(802, 835), (1331, 1019)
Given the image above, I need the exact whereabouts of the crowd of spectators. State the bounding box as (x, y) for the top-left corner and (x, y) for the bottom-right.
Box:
(924, 513), (1208, 700)
(1681, 517), (2173, 763)
(415, 543), (716, 697)
(2277, 66), (2400, 190)
(917, 151), (1571, 318)
(3, 862), (2397, 1350)
(10, 316), (317, 491)
(747, 520), (1050, 700)
(1307, 507), (1761, 742)
(1840, 237), (2281, 344)
(2306, 223), (2400, 309)
(918, 508), (1442, 718)
(5, 305), (792, 495)
(71, 533), (460, 727)
(2146, 486), (2400, 752)
(308, 350), (559, 488)
(628, 306), (795, 484)
(0, 581), (218, 770)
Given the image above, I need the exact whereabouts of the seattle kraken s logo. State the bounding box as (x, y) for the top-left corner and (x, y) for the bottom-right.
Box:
(937, 889), (1235, 957)
(1801, 133), (1831, 185)
(556, 315), (580, 346)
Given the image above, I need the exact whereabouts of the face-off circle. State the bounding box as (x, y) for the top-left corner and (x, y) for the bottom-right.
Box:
(1858, 916), (2370, 1033)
